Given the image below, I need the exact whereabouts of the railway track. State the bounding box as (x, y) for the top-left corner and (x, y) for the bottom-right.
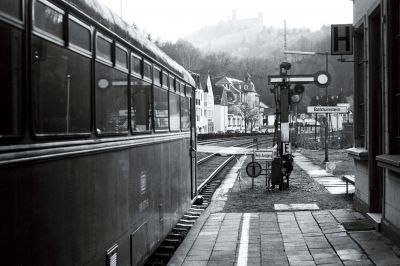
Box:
(146, 135), (273, 265)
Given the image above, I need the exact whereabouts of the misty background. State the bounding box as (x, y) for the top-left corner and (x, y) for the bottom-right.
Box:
(155, 14), (353, 112)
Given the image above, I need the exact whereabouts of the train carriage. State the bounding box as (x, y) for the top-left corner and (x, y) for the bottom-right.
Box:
(0, 0), (197, 265)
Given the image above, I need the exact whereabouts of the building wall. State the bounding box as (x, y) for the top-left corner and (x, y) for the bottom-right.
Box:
(213, 105), (228, 132)
(353, 0), (380, 25)
(385, 172), (400, 229)
(353, 160), (369, 211)
(352, 0), (400, 245)
(195, 89), (208, 133)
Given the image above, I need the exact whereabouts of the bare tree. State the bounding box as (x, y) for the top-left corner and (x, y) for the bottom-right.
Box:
(235, 103), (260, 132)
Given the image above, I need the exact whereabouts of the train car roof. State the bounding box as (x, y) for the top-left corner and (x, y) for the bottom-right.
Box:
(63, 0), (196, 87)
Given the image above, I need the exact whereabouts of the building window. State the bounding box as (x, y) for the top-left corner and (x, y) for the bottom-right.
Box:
(390, 1), (400, 152)
(353, 25), (365, 147)
(131, 78), (152, 132)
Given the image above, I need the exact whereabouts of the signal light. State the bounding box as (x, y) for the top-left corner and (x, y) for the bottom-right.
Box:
(294, 84), (305, 94)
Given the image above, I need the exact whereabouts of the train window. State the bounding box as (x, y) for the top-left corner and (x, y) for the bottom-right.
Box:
(131, 77), (152, 132)
(68, 17), (91, 52)
(154, 87), (168, 131)
(143, 61), (151, 80)
(96, 35), (112, 62)
(162, 72), (168, 88)
(169, 76), (175, 91)
(153, 66), (161, 86)
(115, 45), (128, 69)
(185, 85), (192, 98)
(169, 92), (180, 131)
(32, 36), (91, 135)
(95, 63), (128, 134)
(180, 97), (190, 130)
(178, 82), (183, 94)
(34, 1), (64, 40)
(0, 0), (22, 20)
(131, 54), (142, 76)
(0, 23), (22, 137)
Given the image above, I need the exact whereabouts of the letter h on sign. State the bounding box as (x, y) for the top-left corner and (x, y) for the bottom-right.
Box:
(331, 24), (353, 55)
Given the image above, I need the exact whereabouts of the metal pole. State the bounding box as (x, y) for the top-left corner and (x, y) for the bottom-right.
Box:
(324, 53), (329, 162)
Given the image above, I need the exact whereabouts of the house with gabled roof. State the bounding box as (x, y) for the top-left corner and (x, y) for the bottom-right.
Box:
(212, 73), (261, 132)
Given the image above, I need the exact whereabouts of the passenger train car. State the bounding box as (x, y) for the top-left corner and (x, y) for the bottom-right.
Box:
(0, 0), (197, 265)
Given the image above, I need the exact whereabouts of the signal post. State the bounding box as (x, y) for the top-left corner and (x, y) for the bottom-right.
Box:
(268, 62), (330, 190)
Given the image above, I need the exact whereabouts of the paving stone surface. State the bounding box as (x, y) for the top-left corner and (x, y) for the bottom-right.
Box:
(168, 156), (400, 266)
(169, 209), (400, 266)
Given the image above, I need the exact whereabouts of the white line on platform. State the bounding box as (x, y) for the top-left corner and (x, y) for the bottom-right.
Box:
(237, 213), (250, 266)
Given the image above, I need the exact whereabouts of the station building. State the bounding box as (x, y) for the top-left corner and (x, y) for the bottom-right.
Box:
(348, 0), (400, 245)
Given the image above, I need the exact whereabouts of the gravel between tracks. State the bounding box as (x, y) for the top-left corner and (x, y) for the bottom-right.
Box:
(223, 151), (353, 212)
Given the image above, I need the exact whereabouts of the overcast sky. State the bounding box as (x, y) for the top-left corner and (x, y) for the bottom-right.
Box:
(97, 0), (353, 42)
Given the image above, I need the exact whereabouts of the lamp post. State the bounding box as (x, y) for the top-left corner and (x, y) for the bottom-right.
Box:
(284, 50), (330, 162)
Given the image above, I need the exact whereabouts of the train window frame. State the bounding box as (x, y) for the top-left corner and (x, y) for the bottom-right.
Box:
(169, 76), (175, 91)
(131, 53), (142, 78)
(95, 32), (113, 66)
(94, 62), (129, 136)
(31, 35), (92, 138)
(130, 77), (152, 134)
(162, 71), (168, 89)
(0, 22), (24, 140)
(169, 90), (181, 132)
(32, 0), (65, 46)
(153, 65), (161, 86)
(67, 14), (92, 56)
(177, 81), (184, 96)
(0, 0), (24, 28)
(143, 60), (152, 82)
(185, 85), (192, 98)
(153, 85), (169, 133)
(115, 43), (128, 72)
(180, 94), (190, 132)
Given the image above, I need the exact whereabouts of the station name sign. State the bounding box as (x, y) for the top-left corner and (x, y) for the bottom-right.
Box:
(254, 150), (274, 161)
(307, 106), (348, 113)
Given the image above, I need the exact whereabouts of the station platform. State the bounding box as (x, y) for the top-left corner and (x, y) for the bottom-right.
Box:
(168, 155), (400, 266)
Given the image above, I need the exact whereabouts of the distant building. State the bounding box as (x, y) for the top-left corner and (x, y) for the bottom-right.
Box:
(229, 10), (263, 29)
(203, 73), (215, 133)
(212, 84), (228, 132)
(192, 72), (214, 134)
(213, 74), (261, 132)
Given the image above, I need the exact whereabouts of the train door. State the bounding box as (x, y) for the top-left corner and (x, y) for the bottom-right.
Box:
(190, 86), (197, 198)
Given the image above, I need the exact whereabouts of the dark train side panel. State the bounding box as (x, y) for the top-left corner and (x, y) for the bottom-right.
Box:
(0, 137), (192, 265)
